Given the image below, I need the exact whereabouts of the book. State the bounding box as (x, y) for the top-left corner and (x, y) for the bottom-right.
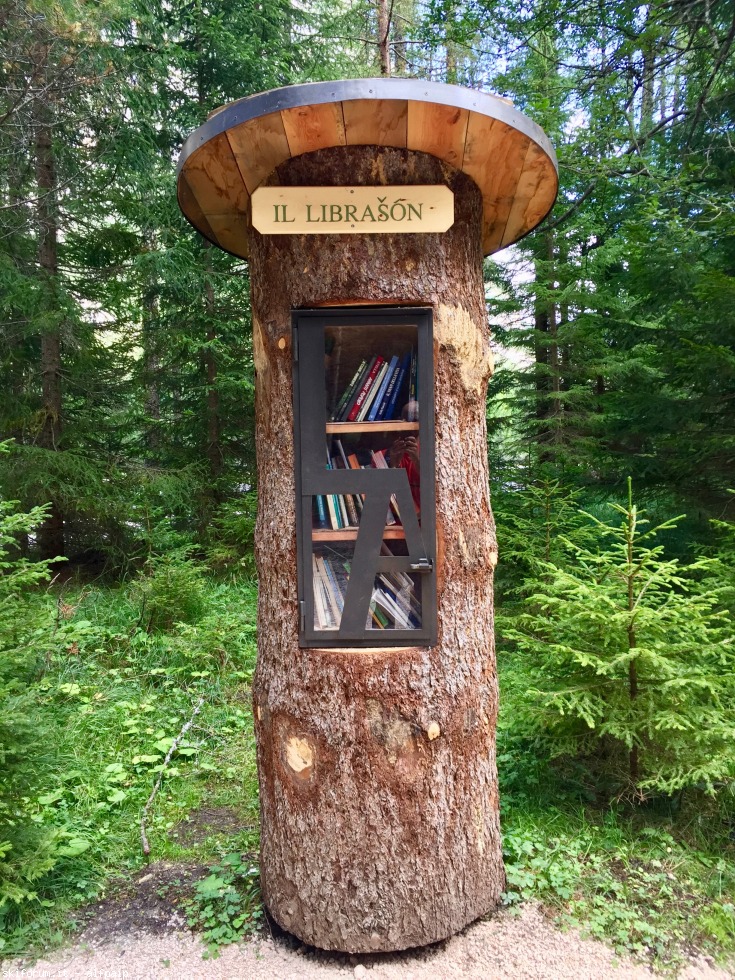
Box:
(335, 440), (363, 518)
(314, 494), (329, 530)
(378, 572), (421, 626)
(370, 449), (399, 525)
(331, 358), (367, 421)
(371, 586), (413, 629)
(312, 556), (334, 629)
(325, 450), (347, 529)
(357, 359), (389, 422)
(339, 356), (376, 421)
(367, 597), (391, 629)
(380, 352), (410, 422)
(325, 492), (342, 530)
(321, 555), (346, 615)
(332, 455), (359, 526)
(347, 356), (384, 422)
(325, 554), (350, 607)
(367, 355), (399, 421)
(316, 555), (342, 625)
(409, 348), (418, 404)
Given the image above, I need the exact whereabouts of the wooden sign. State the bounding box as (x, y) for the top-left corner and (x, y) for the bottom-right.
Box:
(251, 186), (454, 235)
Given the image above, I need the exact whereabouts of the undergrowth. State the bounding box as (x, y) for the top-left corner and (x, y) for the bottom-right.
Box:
(0, 573), (260, 956)
(1, 568), (734, 973)
(497, 648), (735, 970)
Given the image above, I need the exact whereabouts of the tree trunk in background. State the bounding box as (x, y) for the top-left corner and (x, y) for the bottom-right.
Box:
(142, 265), (161, 455)
(377, 0), (391, 76)
(533, 230), (556, 462)
(250, 146), (503, 953)
(34, 45), (64, 560)
(203, 246), (221, 490)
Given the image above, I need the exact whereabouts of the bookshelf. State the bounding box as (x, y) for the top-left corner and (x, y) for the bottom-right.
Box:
(293, 307), (437, 647)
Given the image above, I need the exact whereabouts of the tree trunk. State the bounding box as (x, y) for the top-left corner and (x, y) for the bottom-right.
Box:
(250, 146), (503, 953)
(203, 248), (221, 488)
(377, 0), (391, 76)
(34, 44), (64, 560)
(142, 285), (161, 455)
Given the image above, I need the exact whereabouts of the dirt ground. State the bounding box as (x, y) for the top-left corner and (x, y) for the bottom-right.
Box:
(2, 862), (732, 980)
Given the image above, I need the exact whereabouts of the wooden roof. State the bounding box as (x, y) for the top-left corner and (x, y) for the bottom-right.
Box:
(176, 78), (558, 258)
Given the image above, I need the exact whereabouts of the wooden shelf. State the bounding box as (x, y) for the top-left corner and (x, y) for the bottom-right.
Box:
(326, 421), (419, 434)
(312, 527), (405, 541)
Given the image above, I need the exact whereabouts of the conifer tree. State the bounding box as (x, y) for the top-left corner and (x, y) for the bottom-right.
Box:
(506, 480), (735, 798)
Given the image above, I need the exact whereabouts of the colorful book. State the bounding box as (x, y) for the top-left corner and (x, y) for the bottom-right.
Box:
(332, 456), (359, 526)
(378, 352), (410, 422)
(347, 356), (384, 422)
(316, 555), (342, 625)
(367, 355), (399, 422)
(370, 450), (400, 525)
(340, 356), (376, 421)
(335, 440), (363, 518)
(314, 494), (329, 529)
(331, 358), (367, 421)
(312, 556), (333, 629)
(357, 359), (389, 422)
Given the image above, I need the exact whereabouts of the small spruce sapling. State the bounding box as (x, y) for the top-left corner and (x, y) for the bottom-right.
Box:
(505, 478), (735, 798)
(0, 447), (60, 919)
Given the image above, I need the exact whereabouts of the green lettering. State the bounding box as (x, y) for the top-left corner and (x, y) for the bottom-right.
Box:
(407, 203), (423, 221)
(306, 204), (320, 222)
(360, 204), (376, 222)
(330, 204), (343, 222)
(345, 204), (357, 223)
(390, 202), (407, 221)
(273, 204), (295, 223)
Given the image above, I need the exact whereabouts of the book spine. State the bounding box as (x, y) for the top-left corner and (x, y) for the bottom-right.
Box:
(321, 555), (345, 615)
(375, 357), (403, 421)
(347, 356), (384, 422)
(327, 555), (350, 610)
(330, 456), (357, 526)
(368, 355), (398, 422)
(382, 354), (410, 421)
(370, 450), (399, 525)
(314, 494), (329, 529)
(343, 491), (359, 527)
(331, 358), (367, 421)
(368, 593), (390, 629)
(340, 356), (376, 421)
(317, 555), (342, 625)
(357, 359), (389, 422)
(409, 348), (417, 403)
(312, 556), (328, 629)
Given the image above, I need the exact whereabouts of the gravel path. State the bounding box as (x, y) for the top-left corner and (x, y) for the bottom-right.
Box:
(3, 904), (732, 980)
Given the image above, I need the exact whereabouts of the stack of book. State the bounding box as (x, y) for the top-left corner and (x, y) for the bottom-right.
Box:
(314, 440), (400, 530)
(311, 550), (421, 631)
(330, 350), (417, 423)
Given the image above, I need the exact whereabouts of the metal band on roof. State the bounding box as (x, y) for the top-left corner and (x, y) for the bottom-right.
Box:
(176, 77), (558, 258)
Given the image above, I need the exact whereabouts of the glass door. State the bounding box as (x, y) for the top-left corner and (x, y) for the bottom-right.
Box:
(294, 307), (436, 647)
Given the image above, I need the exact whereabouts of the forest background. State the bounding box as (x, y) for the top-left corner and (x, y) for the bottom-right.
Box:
(1, 0), (735, 968)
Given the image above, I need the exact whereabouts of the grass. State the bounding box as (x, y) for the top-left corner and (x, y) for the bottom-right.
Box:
(0, 574), (260, 956)
(1, 572), (734, 972)
(497, 656), (735, 970)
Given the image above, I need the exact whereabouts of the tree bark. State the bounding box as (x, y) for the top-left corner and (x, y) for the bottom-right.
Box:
(250, 146), (503, 953)
(377, 0), (391, 76)
(203, 247), (221, 488)
(34, 43), (64, 560)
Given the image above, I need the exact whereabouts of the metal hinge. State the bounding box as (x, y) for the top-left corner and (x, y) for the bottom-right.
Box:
(299, 600), (306, 631)
(409, 558), (433, 574)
